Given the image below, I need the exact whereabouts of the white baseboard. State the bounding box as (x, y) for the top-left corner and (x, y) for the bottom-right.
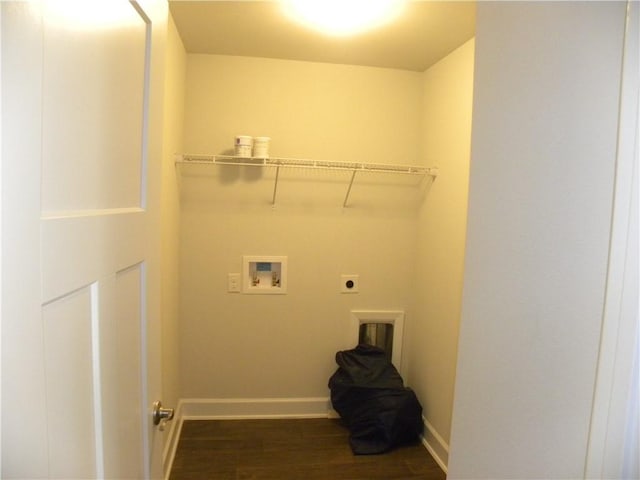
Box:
(420, 416), (449, 473)
(180, 396), (332, 419)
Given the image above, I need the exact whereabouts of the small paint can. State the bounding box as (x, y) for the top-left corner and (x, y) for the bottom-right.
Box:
(252, 137), (270, 158)
(234, 135), (253, 157)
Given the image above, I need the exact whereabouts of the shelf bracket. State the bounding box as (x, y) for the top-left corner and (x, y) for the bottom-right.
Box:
(272, 165), (281, 205)
(343, 169), (358, 208)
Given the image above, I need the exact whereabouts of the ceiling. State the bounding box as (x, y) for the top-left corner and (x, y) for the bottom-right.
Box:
(169, 1), (476, 72)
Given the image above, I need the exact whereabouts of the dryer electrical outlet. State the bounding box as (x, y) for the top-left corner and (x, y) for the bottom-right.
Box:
(341, 274), (359, 293)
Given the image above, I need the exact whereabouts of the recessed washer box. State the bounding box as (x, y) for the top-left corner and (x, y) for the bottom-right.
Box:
(242, 256), (287, 294)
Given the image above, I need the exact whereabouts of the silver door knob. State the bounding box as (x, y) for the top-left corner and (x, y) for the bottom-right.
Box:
(152, 401), (175, 426)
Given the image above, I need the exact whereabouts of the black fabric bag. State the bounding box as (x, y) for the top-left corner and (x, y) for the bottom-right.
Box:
(328, 344), (423, 455)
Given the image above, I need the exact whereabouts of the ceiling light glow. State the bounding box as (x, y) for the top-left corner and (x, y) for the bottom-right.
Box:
(282, 0), (406, 37)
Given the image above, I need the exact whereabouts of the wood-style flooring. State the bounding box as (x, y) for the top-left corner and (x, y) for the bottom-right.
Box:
(169, 418), (446, 480)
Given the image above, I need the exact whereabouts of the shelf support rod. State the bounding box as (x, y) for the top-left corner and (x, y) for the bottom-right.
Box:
(272, 165), (281, 205)
(343, 169), (358, 207)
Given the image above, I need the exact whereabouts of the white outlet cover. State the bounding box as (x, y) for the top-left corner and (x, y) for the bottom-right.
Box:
(341, 274), (359, 293)
(227, 273), (241, 293)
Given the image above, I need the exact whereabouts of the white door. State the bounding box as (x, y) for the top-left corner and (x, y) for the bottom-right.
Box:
(2, 1), (165, 478)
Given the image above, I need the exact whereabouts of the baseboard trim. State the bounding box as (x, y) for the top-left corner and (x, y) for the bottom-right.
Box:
(420, 416), (449, 473)
(180, 396), (333, 419)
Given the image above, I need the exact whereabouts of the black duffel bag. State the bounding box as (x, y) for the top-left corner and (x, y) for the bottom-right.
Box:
(328, 344), (423, 455)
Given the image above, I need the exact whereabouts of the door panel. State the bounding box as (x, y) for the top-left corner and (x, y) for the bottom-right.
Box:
(43, 286), (97, 478)
(101, 265), (145, 479)
(41, 2), (146, 213)
(114, 264), (145, 479)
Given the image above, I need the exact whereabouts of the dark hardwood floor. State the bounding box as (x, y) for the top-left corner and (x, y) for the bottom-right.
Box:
(169, 418), (446, 480)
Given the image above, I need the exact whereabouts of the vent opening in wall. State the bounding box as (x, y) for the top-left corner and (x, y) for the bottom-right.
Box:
(359, 323), (394, 363)
(350, 310), (404, 369)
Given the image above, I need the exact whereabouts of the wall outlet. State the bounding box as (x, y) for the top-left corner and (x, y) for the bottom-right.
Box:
(341, 274), (359, 293)
(228, 273), (241, 293)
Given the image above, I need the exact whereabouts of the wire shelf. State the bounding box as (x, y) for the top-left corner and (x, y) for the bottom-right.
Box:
(176, 154), (438, 207)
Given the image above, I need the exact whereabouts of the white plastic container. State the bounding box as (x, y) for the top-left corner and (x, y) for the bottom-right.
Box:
(235, 135), (253, 157)
(252, 137), (270, 158)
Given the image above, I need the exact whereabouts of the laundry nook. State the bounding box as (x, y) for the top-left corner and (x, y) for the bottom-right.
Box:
(1, 1), (637, 479)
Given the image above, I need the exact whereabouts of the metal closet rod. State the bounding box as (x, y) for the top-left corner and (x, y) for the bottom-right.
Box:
(176, 154), (439, 207)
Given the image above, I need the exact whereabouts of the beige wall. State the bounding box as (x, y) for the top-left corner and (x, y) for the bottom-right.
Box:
(179, 55), (425, 398)
(448, 2), (625, 478)
(161, 15), (186, 415)
(406, 39), (474, 463)
(183, 55), (424, 163)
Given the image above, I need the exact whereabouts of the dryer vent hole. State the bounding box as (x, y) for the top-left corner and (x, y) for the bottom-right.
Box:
(359, 323), (394, 363)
